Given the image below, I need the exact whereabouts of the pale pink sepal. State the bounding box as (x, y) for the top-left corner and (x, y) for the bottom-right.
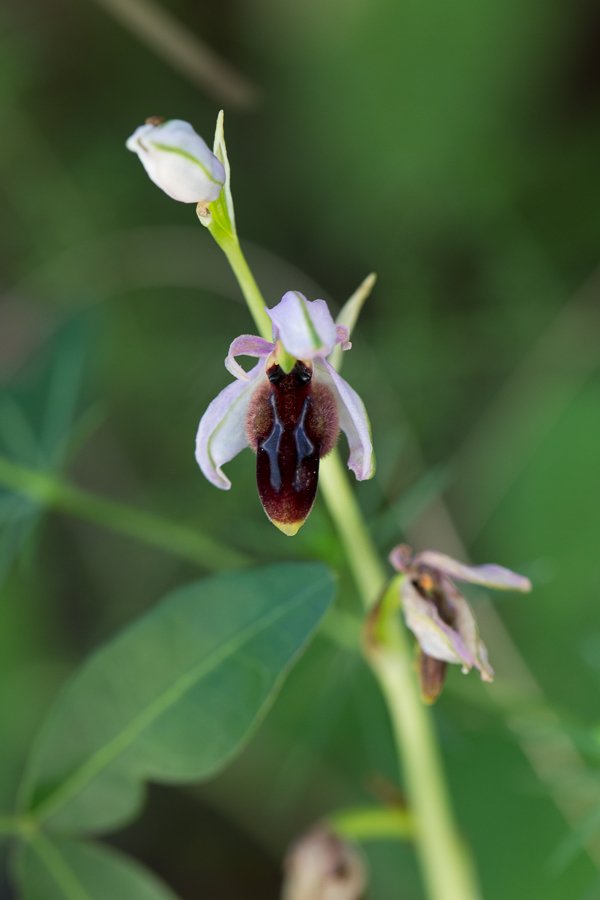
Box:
(267, 292), (338, 359)
(195, 360), (265, 489)
(413, 551), (532, 592)
(225, 335), (274, 381)
(313, 358), (375, 481)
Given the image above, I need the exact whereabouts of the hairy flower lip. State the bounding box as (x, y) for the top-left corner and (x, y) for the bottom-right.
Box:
(247, 361), (339, 535)
(195, 293), (374, 531)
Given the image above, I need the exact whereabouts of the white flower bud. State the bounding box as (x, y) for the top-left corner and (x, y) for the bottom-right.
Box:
(126, 118), (226, 204)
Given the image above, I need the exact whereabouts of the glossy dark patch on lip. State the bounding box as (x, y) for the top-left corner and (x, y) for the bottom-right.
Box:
(245, 360), (339, 535)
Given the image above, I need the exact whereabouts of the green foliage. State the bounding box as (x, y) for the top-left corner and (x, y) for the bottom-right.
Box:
(15, 836), (178, 900)
(2, 0), (600, 896)
(18, 563), (334, 834)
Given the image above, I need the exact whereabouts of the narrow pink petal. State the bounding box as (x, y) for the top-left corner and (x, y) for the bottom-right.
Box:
(335, 324), (352, 350)
(267, 292), (338, 359)
(413, 550), (532, 592)
(225, 334), (274, 380)
(195, 361), (265, 489)
(314, 358), (375, 480)
(441, 576), (494, 681)
(389, 544), (413, 572)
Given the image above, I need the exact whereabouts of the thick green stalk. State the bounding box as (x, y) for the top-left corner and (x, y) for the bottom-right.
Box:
(366, 578), (481, 900)
(210, 230), (272, 340)
(217, 233), (481, 900)
(319, 450), (386, 607)
(0, 455), (248, 571)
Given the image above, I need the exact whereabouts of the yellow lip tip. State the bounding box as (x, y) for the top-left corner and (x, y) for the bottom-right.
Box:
(272, 519), (304, 537)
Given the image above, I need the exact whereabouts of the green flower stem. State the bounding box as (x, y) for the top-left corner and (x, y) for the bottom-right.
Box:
(328, 805), (414, 842)
(319, 450), (387, 608)
(207, 227), (272, 341)
(210, 230), (481, 900)
(0, 455), (249, 571)
(366, 577), (481, 900)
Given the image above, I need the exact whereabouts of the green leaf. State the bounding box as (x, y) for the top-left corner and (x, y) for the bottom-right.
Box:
(328, 273), (377, 373)
(211, 109), (236, 237)
(14, 835), (179, 900)
(20, 563), (335, 834)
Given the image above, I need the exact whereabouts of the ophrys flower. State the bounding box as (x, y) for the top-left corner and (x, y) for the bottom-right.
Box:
(196, 291), (374, 535)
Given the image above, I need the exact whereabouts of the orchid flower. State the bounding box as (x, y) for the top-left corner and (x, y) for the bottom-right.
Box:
(389, 544), (532, 703)
(196, 291), (375, 535)
(126, 117), (226, 203)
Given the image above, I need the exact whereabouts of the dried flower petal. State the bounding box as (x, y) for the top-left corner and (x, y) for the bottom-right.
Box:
(440, 576), (494, 681)
(389, 543), (528, 697)
(413, 550), (531, 592)
(400, 578), (475, 669)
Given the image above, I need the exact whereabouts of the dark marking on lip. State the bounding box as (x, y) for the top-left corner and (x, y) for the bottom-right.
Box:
(262, 393), (284, 492)
(245, 360), (339, 534)
(293, 397), (315, 491)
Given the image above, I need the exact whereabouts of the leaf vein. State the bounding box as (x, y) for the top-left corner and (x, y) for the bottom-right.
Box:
(31, 576), (329, 824)
(30, 835), (92, 900)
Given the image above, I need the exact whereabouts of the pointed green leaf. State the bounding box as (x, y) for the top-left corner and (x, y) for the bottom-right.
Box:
(20, 563), (335, 833)
(14, 835), (179, 900)
(329, 273), (376, 372)
(209, 110), (236, 238)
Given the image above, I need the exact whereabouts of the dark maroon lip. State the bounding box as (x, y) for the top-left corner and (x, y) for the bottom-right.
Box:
(245, 360), (339, 534)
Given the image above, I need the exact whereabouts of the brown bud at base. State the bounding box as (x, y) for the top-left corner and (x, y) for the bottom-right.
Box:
(282, 826), (366, 900)
(418, 650), (447, 705)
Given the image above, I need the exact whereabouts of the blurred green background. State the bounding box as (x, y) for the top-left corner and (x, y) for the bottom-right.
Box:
(2, 0), (600, 897)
